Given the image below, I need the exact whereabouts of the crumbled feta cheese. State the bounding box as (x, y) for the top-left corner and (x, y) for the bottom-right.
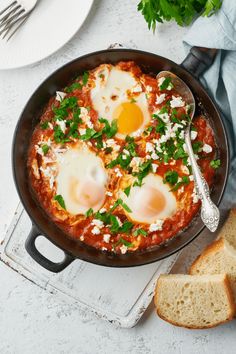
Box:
(80, 107), (94, 129)
(103, 234), (111, 243)
(91, 226), (101, 235)
(178, 186), (185, 194)
(152, 164), (158, 173)
(149, 220), (164, 232)
(157, 77), (165, 87)
(106, 191), (113, 197)
(202, 143), (212, 153)
(99, 207), (107, 213)
(114, 168), (122, 177)
(181, 165), (189, 174)
(151, 152), (159, 160)
(56, 91), (66, 102)
(101, 247), (107, 251)
(56, 119), (66, 133)
(80, 236), (84, 241)
(106, 139), (120, 152)
(48, 123), (53, 130)
(155, 93), (166, 105)
(130, 156), (142, 172)
(191, 130), (198, 140)
(170, 95), (185, 108)
(35, 145), (44, 156)
(146, 85), (153, 93)
(122, 154), (127, 160)
(172, 123), (183, 132)
(157, 112), (170, 123)
(194, 154), (199, 160)
(79, 128), (86, 135)
(91, 219), (104, 228)
(132, 84), (142, 93)
(123, 149), (130, 156)
(183, 143), (188, 152)
(179, 130), (185, 140)
(120, 245), (128, 254)
(146, 142), (155, 153)
(189, 175), (194, 181)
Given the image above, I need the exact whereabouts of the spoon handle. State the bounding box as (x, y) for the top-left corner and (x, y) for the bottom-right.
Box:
(185, 129), (220, 232)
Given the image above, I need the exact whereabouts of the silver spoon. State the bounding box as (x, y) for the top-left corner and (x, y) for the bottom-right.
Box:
(156, 71), (220, 232)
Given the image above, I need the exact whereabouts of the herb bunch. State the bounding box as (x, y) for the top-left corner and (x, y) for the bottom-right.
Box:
(138, 0), (222, 31)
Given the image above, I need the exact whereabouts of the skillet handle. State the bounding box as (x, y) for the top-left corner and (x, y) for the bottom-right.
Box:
(181, 47), (217, 78)
(25, 224), (74, 273)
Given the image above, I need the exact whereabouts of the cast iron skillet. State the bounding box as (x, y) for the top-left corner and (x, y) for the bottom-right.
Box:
(12, 47), (229, 272)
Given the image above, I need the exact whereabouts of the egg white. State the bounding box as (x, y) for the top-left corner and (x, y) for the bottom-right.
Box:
(120, 174), (177, 224)
(56, 144), (108, 215)
(90, 65), (151, 138)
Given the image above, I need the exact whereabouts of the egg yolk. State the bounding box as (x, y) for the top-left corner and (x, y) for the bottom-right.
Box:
(113, 102), (144, 134)
(134, 186), (166, 217)
(69, 178), (105, 208)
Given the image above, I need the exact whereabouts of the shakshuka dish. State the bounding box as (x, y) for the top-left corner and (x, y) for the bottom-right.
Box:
(28, 61), (220, 254)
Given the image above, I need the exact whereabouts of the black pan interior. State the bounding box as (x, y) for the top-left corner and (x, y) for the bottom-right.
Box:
(12, 49), (229, 267)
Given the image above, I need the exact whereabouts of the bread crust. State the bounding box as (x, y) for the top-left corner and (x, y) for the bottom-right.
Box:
(189, 239), (224, 275)
(154, 274), (235, 329)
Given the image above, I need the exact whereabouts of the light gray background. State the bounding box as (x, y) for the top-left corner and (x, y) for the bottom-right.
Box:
(0, 0), (235, 353)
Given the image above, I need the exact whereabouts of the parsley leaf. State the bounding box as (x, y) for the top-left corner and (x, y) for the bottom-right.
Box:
(65, 82), (82, 93)
(159, 77), (173, 91)
(133, 228), (147, 237)
(133, 160), (152, 187)
(119, 221), (134, 233)
(79, 128), (97, 140)
(54, 195), (66, 210)
(42, 144), (49, 155)
(82, 71), (89, 86)
(110, 199), (132, 213)
(163, 170), (179, 185)
(153, 115), (167, 135)
(118, 237), (133, 248)
(210, 159), (221, 169)
(41, 121), (49, 130)
(124, 185), (131, 197)
(85, 208), (94, 217)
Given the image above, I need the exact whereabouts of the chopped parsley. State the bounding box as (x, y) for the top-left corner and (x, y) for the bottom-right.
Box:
(133, 228), (147, 237)
(210, 159), (221, 169)
(192, 141), (203, 153)
(115, 237), (134, 248)
(41, 121), (49, 130)
(124, 185), (131, 197)
(119, 221), (134, 233)
(130, 98), (137, 103)
(54, 195), (66, 210)
(85, 208), (94, 217)
(99, 118), (118, 138)
(170, 175), (190, 191)
(159, 77), (173, 91)
(79, 128), (97, 141)
(65, 82), (82, 93)
(110, 198), (132, 213)
(163, 170), (179, 185)
(153, 115), (167, 135)
(133, 160), (153, 187)
(42, 144), (49, 155)
(82, 71), (89, 86)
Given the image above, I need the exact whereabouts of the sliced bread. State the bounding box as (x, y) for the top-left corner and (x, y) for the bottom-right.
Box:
(217, 209), (236, 251)
(190, 238), (236, 303)
(154, 274), (235, 329)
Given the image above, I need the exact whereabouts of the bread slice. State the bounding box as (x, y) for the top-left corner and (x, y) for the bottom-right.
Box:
(217, 209), (236, 252)
(154, 274), (235, 329)
(190, 238), (236, 303)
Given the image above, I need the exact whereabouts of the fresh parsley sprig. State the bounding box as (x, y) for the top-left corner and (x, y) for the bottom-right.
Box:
(138, 0), (223, 31)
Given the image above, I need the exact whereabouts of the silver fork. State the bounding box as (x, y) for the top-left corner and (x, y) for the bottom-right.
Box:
(0, 0), (38, 40)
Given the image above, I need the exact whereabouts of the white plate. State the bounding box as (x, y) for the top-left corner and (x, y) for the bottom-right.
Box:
(0, 0), (94, 70)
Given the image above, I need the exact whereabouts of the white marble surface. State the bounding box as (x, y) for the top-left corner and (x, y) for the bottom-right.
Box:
(0, 0), (235, 353)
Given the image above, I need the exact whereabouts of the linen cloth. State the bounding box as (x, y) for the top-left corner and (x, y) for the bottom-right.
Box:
(183, 0), (236, 204)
